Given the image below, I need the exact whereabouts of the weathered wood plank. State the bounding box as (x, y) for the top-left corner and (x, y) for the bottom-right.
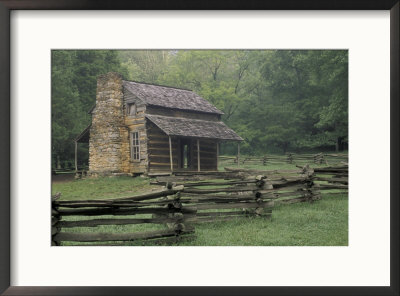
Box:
(57, 216), (193, 228)
(54, 227), (195, 242)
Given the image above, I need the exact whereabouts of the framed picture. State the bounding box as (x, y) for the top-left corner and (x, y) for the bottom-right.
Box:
(1, 1), (398, 295)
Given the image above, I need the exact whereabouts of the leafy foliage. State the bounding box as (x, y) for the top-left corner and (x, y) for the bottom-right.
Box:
(51, 50), (348, 167)
(51, 50), (128, 168)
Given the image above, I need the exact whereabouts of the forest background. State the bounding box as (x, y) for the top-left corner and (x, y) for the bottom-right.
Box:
(51, 50), (348, 169)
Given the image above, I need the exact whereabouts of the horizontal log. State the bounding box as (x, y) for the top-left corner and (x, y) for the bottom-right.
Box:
(149, 162), (176, 166)
(186, 216), (244, 223)
(194, 200), (274, 211)
(55, 199), (183, 208)
(197, 208), (272, 216)
(195, 149), (217, 156)
(147, 142), (178, 148)
(54, 227), (195, 242)
(57, 216), (194, 228)
(181, 196), (272, 204)
(181, 192), (255, 199)
(259, 191), (307, 199)
(314, 177), (348, 183)
(323, 191), (348, 195)
(177, 180), (257, 187)
(147, 147), (172, 153)
(275, 197), (310, 205)
(54, 189), (181, 205)
(148, 152), (179, 159)
(224, 167), (303, 175)
(57, 206), (196, 217)
(148, 149), (178, 156)
(149, 157), (179, 164)
(314, 166), (348, 172)
(318, 184), (348, 189)
(156, 175), (238, 182)
(183, 186), (259, 194)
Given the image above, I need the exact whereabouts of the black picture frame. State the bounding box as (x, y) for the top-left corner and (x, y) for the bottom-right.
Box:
(0, 1), (398, 295)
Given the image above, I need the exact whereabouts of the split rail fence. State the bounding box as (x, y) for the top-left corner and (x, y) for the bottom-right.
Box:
(51, 188), (196, 246)
(219, 152), (348, 166)
(52, 166), (321, 246)
(313, 165), (348, 194)
(224, 164), (348, 196)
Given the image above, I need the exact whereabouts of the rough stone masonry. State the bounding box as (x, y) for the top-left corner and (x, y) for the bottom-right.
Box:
(88, 72), (124, 175)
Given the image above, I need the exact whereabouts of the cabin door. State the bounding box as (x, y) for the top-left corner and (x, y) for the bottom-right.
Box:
(179, 139), (192, 170)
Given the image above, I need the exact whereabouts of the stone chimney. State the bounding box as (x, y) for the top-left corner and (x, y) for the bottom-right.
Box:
(88, 72), (124, 175)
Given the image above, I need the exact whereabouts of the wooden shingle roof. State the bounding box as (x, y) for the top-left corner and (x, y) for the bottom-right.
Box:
(146, 114), (243, 141)
(123, 80), (224, 115)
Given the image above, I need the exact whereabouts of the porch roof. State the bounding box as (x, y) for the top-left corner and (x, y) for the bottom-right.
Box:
(145, 114), (243, 141)
(74, 124), (91, 143)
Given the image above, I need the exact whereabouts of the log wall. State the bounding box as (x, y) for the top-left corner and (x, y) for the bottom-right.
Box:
(146, 122), (218, 172)
(192, 139), (218, 171)
(122, 87), (148, 174)
(147, 121), (179, 172)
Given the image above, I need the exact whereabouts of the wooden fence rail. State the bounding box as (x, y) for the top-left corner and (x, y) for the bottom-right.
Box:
(154, 165), (320, 216)
(223, 164), (348, 196)
(313, 165), (348, 194)
(52, 166), (324, 246)
(51, 187), (196, 246)
(219, 153), (348, 166)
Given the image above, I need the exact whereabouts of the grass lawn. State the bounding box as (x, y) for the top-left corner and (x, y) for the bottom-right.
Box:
(52, 159), (348, 246)
(52, 175), (159, 201)
(180, 193), (347, 246)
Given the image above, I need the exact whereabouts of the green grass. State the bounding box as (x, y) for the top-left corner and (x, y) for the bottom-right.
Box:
(52, 158), (348, 246)
(57, 193), (347, 246)
(52, 176), (159, 201)
(180, 194), (347, 246)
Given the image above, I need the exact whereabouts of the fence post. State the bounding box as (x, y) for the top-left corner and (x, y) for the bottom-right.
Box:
(262, 155), (267, 166)
(171, 191), (183, 243)
(302, 165), (320, 202)
(51, 195), (61, 246)
(254, 175), (273, 218)
(287, 153), (293, 164)
(169, 185), (196, 243)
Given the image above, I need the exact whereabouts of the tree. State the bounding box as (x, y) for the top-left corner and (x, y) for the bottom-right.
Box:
(314, 51), (348, 151)
(52, 49), (349, 167)
(51, 50), (129, 169)
(118, 50), (170, 83)
(159, 50), (250, 122)
(51, 51), (85, 168)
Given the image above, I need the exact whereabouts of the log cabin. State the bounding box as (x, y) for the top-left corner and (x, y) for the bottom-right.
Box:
(75, 72), (243, 176)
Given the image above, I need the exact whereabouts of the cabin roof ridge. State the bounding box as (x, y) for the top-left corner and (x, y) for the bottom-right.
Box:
(123, 80), (224, 115)
(122, 79), (193, 91)
(146, 113), (216, 123)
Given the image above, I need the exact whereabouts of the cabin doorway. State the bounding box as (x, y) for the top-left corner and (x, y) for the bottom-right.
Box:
(179, 139), (192, 169)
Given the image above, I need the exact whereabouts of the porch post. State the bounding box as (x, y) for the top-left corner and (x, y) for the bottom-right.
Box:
(237, 142), (240, 167)
(216, 142), (219, 171)
(74, 140), (78, 172)
(169, 136), (173, 172)
(197, 139), (200, 172)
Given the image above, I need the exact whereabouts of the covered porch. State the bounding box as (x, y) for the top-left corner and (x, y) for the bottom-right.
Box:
(145, 114), (243, 174)
(73, 124), (91, 173)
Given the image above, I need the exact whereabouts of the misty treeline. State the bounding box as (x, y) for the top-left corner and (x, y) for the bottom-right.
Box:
(52, 50), (347, 168)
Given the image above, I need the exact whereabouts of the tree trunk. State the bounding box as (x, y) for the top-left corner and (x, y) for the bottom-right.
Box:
(56, 155), (61, 169)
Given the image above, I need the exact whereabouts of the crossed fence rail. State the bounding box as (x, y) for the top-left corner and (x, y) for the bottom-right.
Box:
(52, 165), (326, 246)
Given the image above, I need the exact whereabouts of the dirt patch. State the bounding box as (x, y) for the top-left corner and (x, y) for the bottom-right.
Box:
(52, 174), (75, 184)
